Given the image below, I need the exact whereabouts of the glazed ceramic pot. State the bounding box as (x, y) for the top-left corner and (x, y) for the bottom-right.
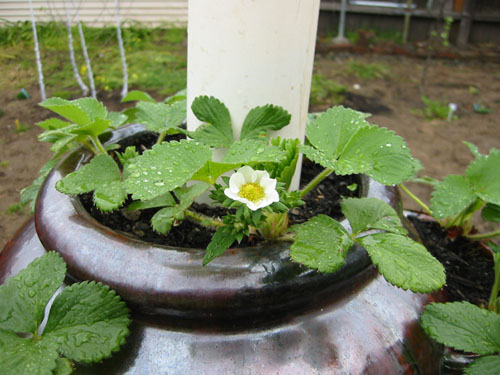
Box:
(1, 124), (443, 374)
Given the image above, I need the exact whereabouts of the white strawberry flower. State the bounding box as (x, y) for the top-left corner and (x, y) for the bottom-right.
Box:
(224, 166), (279, 211)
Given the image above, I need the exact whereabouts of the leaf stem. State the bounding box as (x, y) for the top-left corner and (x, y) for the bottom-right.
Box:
(156, 131), (167, 144)
(399, 183), (433, 215)
(91, 135), (108, 155)
(488, 253), (500, 312)
(299, 168), (333, 198)
(82, 139), (98, 154)
(466, 229), (500, 241)
(184, 209), (224, 229)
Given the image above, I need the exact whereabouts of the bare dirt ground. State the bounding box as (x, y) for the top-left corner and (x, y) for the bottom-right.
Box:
(0, 53), (499, 248)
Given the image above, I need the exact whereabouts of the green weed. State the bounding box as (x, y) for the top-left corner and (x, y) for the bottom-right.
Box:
(346, 62), (390, 80)
(0, 160), (9, 167)
(13, 119), (30, 133)
(6, 202), (25, 215)
(414, 96), (455, 121)
(310, 74), (347, 106)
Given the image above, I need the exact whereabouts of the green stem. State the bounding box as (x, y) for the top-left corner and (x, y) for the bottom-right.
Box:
(399, 184), (433, 215)
(466, 229), (500, 241)
(299, 168), (333, 198)
(156, 131), (167, 144)
(185, 209), (224, 230)
(488, 253), (500, 312)
(91, 136), (108, 155)
(81, 139), (98, 155)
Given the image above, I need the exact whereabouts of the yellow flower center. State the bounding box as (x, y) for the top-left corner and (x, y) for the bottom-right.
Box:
(239, 183), (265, 202)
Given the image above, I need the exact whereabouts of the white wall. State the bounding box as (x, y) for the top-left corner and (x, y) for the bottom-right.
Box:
(0, 0), (188, 26)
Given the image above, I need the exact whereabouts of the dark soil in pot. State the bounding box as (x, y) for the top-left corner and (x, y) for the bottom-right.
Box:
(80, 130), (361, 249)
(408, 215), (494, 306)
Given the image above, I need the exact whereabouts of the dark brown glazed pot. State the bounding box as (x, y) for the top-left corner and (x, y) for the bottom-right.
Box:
(34, 124), (391, 319)
(0, 124), (444, 374)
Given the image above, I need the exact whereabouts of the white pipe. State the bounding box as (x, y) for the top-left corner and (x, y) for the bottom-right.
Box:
(72, 0), (97, 98)
(64, 0), (89, 96)
(114, 0), (128, 100)
(187, 0), (320, 189)
(29, 0), (46, 100)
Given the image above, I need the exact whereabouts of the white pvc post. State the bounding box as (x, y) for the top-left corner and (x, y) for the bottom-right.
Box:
(187, 0), (320, 190)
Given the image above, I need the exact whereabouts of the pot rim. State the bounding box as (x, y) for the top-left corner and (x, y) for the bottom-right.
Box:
(34, 124), (399, 319)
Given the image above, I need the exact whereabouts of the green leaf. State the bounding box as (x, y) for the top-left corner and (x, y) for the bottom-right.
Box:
(341, 197), (407, 236)
(151, 183), (210, 234)
(336, 125), (417, 184)
(121, 90), (155, 103)
(151, 207), (177, 234)
(0, 252), (66, 333)
(135, 101), (171, 133)
(305, 106), (369, 162)
(190, 96), (233, 147)
(269, 137), (300, 189)
(421, 302), (500, 355)
(467, 149), (500, 206)
(36, 118), (71, 130)
(0, 329), (60, 375)
(107, 111), (128, 129)
(359, 233), (445, 293)
(53, 358), (74, 375)
(464, 355), (500, 375)
(125, 140), (212, 200)
(40, 97), (90, 126)
(191, 161), (240, 185)
(165, 99), (187, 129)
(128, 192), (176, 211)
(71, 98), (107, 121)
(174, 182), (211, 206)
(463, 141), (484, 159)
(70, 118), (111, 137)
(20, 159), (58, 213)
(164, 88), (187, 104)
(56, 154), (125, 212)
(93, 181), (127, 212)
(482, 203), (500, 223)
(430, 175), (477, 219)
(222, 139), (286, 164)
(290, 215), (353, 273)
(300, 144), (337, 170)
(304, 106), (416, 185)
(43, 281), (130, 364)
(203, 226), (237, 266)
(240, 104), (291, 140)
(40, 97), (107, 126)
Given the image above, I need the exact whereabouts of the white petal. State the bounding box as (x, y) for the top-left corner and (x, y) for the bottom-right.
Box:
(266, 189), (280, 204)
(228, 171), (245, 192)
(245, 199), (260, 211)
(254, 170), (270, 184)
(237, 166), (256, 183)
(260, 176), (277, 191)
(224, 188), (241, 201)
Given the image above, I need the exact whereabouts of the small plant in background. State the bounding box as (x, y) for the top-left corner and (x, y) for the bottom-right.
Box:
(414, 96), (456, 121)
(473, 103), (491, 115)
(23, 94), (446, 294)
(6, 203), (25, 215)
(0, 252), (130, 375)
(12, 119), (30, 133)
(309, 74), (347, 106)
(346, 61), (390, 80)
(0, 160), (9, 167)
(469, 86), (479, 95)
